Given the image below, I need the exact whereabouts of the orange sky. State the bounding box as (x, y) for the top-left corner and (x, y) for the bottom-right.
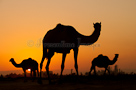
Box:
(0, 0), (136, 74)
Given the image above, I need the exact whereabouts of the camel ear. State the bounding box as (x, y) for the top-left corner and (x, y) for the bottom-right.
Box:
(93, 23), (94, 25)
(100, 22), (101, 25)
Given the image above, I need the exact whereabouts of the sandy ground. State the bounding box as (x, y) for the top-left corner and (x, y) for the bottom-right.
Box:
(0, 76), (136, 90)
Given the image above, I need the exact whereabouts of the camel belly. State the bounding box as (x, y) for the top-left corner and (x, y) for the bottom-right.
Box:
(96, 64), (108, 68)
(50, 48), (71, 54)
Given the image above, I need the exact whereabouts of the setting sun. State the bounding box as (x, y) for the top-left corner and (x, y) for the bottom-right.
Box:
(28, 69), (31, 72)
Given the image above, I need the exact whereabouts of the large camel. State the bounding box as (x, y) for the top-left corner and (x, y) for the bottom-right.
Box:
(40, 22), (101, 83)
(89, 54), (119, 75)
(10, 58), (39, 80)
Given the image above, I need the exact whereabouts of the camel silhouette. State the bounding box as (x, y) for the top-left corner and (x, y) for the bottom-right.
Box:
(9, 58), (39, 80)
(40, 22), (101, 83)
(89, 54), (119, 75)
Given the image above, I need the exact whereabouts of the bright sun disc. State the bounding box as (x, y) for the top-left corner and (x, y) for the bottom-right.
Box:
(28, 69), (31, 71)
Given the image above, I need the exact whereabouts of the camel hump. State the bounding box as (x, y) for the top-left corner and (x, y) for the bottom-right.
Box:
(57, 23), (62, 26)
(55, 23), (63, 29)
(96, 54), (109, 61)
(98, 54), (103, 57)
(28, 58), (38, 63)
(97, 54), (103, 59)
(28, 58), (32, 60)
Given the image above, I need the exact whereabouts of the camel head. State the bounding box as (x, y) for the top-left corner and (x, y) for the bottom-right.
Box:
(93, 22), (101, 31)
(115, 54), (119, 57)
(9, 58), (14, 62)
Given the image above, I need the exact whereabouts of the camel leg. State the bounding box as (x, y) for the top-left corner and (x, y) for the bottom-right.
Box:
(33, 70), (36, 77)
(74, 48), (79, 76)
(46, 51), (54, 84)
(93, 67), (96, 75)
(89, 66), (94, 75)
(40, 54), (46, 78)
(46, 58), (51, 83)
(23, 70), (27, 82)
(107, 68), (110, 75)
(37, 69), (39, 77)
(104, 68), (107, 75)
(38, 52), (47, 84)
(30, 70), (32, 77)
(24, 70), (26, 78)
(60, 53), (66, 78)
(39, 51), (46, 83)
(32, 70), (36, 81)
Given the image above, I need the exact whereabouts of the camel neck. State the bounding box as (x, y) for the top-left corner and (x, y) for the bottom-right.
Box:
(11, 61), (22, 67)
(109, 55), (118, 65)
(78, 28), (101, 45)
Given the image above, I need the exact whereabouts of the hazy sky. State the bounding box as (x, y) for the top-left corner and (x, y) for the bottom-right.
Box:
(0, 0), (136, 74)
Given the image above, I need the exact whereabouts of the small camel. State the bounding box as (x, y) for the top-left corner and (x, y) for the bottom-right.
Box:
(89, 54), (119, 75)
(9, 58), (39, 79)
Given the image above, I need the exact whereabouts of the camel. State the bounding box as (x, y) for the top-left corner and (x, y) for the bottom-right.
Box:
(89, 54), (119, 75)
(9, 58), (39, 80)
(40, 22), (101, 83)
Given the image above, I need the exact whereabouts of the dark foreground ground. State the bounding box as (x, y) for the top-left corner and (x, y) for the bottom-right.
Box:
(0, 75), (136, 90)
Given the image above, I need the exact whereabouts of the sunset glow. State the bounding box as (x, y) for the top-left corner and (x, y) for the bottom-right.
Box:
(28, 69), (31, 72)
(0, 0), (136, 75)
